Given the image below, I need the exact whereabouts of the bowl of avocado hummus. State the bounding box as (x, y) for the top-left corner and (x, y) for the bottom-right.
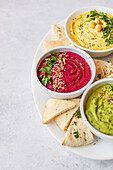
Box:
(65, 6), (113, 57)
(80, 78), (113, 140)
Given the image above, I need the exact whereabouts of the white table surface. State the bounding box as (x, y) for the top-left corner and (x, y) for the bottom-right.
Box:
(1, 0), (113, 169)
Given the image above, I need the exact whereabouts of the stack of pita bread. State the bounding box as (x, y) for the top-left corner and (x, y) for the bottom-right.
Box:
(42, 98), (94, 147)
(43, 25), (71, 51)
(41, 24), (113, 147)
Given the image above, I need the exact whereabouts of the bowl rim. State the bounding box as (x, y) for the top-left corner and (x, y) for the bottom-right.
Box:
(80, 78), (113, 140)
(65, 6), (113, 53)
(35, 46), (96, 96)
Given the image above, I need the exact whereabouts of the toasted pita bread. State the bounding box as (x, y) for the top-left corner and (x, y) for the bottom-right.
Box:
(110, 58), (113, 64)
(70, 98), (81, 103)
(43, 39), (71, 51)
(107, 74), (113, 78)
(94, 59), (113, 80)
(51, 25), (66, 40)
(43, 25), (71, 51)
(55, 98), (80, 131)
(62, 116), (94, 147)
(42, 99), (76, 124)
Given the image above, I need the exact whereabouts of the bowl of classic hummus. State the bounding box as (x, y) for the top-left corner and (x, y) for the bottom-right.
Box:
(65, 6), (113, 57)
(35, 46), (96, 99)
(80, 78), (113, 140)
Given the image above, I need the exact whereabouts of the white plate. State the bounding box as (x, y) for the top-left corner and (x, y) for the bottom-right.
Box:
(31, 20), (113, 160)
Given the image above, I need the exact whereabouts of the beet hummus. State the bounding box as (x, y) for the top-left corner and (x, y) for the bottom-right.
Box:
(37, 51), (92, 93)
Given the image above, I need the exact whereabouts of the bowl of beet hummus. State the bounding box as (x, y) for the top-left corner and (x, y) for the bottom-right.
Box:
(35, 46), (96, 99)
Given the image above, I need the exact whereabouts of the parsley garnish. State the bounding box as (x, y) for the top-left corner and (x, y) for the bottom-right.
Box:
(58, 57), (61, 60)
(86, 17), (95, 22)
(39, 51), (61, 87)
(97, 73), (101, 79)
(73, 131), (79, 138)
(42, 75), (50, 87)
(39, 67), (52, 75)
(86, 10), (113, 46)
(50, 51), (60, 55)
(39, 74), (43, 78)
(75, 110), (81, 118)
(74, 121), (77, 125)
(110, 85), (113, 91)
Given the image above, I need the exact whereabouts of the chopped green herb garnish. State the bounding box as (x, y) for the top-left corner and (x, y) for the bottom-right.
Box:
(110, 85), (113, 91)
(50, 51), (60, 55)
(86, 14), (90, 18)
(42, 75), (50, 87)
(73, 131), (79, 138)
(39, 74), (43, 78)
(39, 67), (52, 75)
(86, 17), (95, 22)
(58, 57), (61, 60)
(39, 51), (63, 87)
(86, 10), (113, 46)
(97, 73), (101, 79)
(75, 110), (81, 118)
(74, 121), (77, 125)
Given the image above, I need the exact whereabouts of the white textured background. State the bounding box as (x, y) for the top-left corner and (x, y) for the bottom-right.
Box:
(1, 0), (113, 169)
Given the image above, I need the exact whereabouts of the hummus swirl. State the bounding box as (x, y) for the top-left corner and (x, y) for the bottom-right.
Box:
(69, 12), (113, 50)
(38, 51), (91, 93)
(85, 84), (113, 135)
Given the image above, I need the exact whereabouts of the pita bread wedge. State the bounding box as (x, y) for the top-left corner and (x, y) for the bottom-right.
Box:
(70, 98), (81, 103)
(94, 59), (113, 80)
(110, 57), (113, 64)
(107, 74), (113, 78)
(43, 39), (71, 51)
(55, 98), (80, 131)
(62, 116), (94, 147)
(51, 25), (66, 40)
(42, 99), (76, 124)
(43, 25), (71, 51)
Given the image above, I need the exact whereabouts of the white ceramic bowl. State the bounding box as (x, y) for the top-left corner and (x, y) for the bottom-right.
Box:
(80, 78), (113, 141)
(65, 6), (113, 58)
(35, 46), (96, 99)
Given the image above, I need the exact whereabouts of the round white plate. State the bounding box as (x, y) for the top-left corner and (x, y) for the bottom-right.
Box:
(31, 20), (113, 160)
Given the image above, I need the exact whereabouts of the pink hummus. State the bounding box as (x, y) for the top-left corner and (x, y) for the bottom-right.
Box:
(38, 51), (92, 93)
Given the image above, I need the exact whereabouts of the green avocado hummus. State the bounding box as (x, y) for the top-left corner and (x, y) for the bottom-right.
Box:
(85, 84), (113, 136)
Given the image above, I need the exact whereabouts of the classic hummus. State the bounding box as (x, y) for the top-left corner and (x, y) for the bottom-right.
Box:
(37, 51), (91, 93)
(85, 84), (113, 135)
(69, 10), (113, 50)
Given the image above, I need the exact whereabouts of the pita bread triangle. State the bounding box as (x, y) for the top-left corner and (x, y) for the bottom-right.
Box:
(43, 39), (71, 51)
(55, 98), (80, 131)
(42, 99), (76, 124)
(51, 25), (66, 40)
(94, 59), (113, 80)
(43, 25), (71, 51)
(62, 116), (94, 147)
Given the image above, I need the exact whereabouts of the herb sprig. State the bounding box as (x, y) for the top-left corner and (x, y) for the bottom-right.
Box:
(39, 51), (61, 86)
(42, 75), (51, 87)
